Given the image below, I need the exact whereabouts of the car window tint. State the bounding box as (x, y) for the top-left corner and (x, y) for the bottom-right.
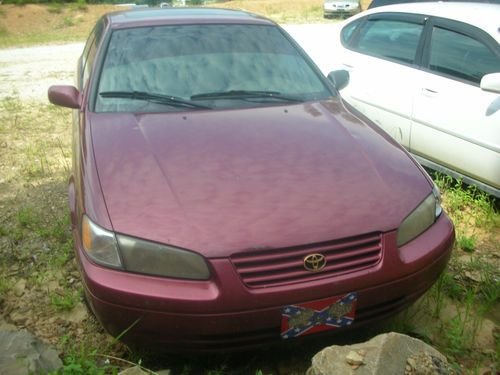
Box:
(79, 32), (96, 89)
(341, 18), (362, 45)
(429, 26), (500, 84)
(82, 19), (105, 90)
(355, 19), (423, 64)
(95, 24), (331, 112)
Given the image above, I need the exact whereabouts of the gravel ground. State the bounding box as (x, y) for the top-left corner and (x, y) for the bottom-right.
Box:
(0, 24), (341, 103)
(0, 43), (84, 102)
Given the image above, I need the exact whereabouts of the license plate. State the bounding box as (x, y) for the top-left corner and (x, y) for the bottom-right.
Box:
(281, 292), (357, 339)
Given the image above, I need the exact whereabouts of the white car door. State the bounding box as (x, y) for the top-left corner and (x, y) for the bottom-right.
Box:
(338, 14), (426, 148)
(410, 20), (500, 192)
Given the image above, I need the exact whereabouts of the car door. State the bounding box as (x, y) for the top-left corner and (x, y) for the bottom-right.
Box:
(338, 13), (426, 148)
(410, 18), (500, 191)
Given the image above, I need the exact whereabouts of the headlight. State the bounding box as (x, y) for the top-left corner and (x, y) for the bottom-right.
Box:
(397, 185), (442, 247)
(117, 234), (210, 280)
(81, 215), (210, 280)
(82, 215), (122, 269)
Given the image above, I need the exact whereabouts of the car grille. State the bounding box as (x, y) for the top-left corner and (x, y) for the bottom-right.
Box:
(230, 232), (382, 288)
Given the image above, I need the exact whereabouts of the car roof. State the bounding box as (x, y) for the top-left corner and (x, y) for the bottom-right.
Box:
(358, 2), (500, 43)
(106, 7), (275, 28)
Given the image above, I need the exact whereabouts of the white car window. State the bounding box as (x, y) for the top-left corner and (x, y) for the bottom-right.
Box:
(428, 26), (500, 84)
(355, 19), (423, 64)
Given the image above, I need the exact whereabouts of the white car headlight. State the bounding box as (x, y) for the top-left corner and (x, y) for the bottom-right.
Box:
(81, 215), (210, 280)
(397, 185), (442, 247)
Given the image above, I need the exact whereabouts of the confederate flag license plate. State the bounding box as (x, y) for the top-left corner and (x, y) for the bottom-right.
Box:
(280, 292), (357, 339)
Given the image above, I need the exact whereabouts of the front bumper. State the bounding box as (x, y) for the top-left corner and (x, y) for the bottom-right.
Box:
(323, 6), (359, 16)
(76, 213), (454, 351)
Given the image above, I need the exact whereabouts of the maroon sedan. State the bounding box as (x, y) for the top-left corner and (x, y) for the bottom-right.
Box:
(48, 8), (454, 351)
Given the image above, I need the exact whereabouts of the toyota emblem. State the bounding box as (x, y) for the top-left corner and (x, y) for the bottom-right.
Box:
(303, 253), (326, 272)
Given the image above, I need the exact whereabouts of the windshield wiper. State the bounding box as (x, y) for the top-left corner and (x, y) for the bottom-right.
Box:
(190, 90), (302, 102)
(99, 91), (212, 109)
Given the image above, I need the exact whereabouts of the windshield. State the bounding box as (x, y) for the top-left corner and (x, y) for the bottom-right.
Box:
(95, 24), (332, 112)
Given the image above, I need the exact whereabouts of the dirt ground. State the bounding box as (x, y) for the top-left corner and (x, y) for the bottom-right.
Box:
(0, 43), (83, 102)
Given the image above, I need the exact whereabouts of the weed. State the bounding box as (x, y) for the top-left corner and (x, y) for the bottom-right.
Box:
(456, 234), (476, 252)
(207, 366), (227, 375)
(53, 339), (118, 375)
(17, 206), (39, 228)
(0, 275), (12, 294)
(71, 0), (88, 12)
(61, 16), (75, 27)
(51, 288), (79, 311)
(47, 3), (64, 14)
(0, 26), (8, 37)
(24, 141), (53, 177)
(1, 95), (23, 113)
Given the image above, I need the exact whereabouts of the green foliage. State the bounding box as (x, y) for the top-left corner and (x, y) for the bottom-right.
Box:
(206, 367), (227, 375)
(17, 206), (39, 228)
(71, 0), (88, 11)
(61, 15), (75, 27)
(47, 2), (64, 13)
(52, 341), (119, 375)
(456, 234), (476, 252)
(51, 288), (79, 311)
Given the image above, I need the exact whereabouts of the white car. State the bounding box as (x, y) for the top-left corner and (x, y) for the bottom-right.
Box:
(324, 0), (361, 18)
(332, 2), (500, 197)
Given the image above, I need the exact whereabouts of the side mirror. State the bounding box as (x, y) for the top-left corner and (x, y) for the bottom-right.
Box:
(480, 73), (500, 94)
(327, 70), (350, 91)
(48, 85), (81, 109)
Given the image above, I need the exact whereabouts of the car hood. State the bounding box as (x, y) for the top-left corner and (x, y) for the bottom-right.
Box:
(89, 98), (430, 257)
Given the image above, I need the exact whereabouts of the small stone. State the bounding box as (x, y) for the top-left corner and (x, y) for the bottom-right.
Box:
(345, 350), (364, 366)
(464, 271), (482, 283)
(13, 279), (26, 297)
(10, 310), (29, 325)
(58, 303), (88, 324)
(118, 366), (149, 375)
(46, 281), (59, 293)
(407, 357), (416, 369)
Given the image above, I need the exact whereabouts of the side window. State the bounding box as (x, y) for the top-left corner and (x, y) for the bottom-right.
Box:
(341, 18), (362, 46)
(354, 18), (424, 64)
(82, 39), (97, 89)
(428, 26), (500, 84)
(78, 33), (96, 89)
(80, 19), (105, 90)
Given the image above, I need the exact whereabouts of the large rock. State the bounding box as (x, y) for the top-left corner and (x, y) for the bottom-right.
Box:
(0, 326), (63, 374)
(307, 332), (452, 375)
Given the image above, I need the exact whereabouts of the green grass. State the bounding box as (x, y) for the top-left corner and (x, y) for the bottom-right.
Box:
(47, 3), (64, 14)
(51, 288), (79, 311)
(456, 234), (476, 252)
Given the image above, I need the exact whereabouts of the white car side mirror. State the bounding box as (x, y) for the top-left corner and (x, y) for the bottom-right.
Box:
(480, 73), (500, 94)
